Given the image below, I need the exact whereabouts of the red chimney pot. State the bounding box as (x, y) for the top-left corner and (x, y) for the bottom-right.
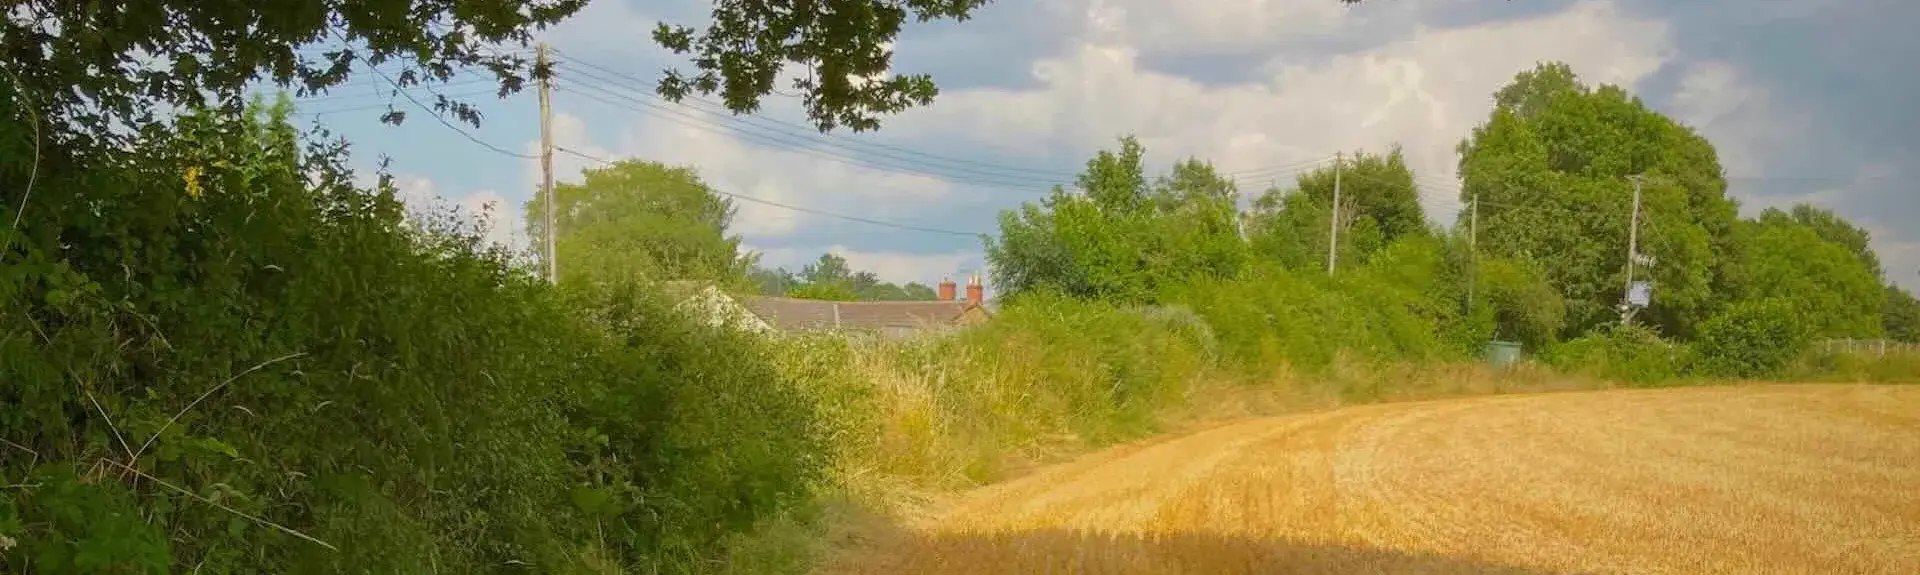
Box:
(938, 277), (957, 301)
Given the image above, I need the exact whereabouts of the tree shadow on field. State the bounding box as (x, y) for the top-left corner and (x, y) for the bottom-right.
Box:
(834, 528), (1558, 574)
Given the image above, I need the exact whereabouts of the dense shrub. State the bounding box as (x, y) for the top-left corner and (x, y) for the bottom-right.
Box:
(0, 100), (821, 572)
(1166, 238), (1466, 374)
(1475, 256), (1566, 350)
(1545, 324), (1692, 384)
(1694, 298), (1809, 379)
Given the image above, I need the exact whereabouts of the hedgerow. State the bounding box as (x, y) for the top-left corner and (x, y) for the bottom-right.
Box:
(0, 97), (822, 572)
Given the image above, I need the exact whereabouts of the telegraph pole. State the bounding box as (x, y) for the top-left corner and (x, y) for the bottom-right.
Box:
(1621, 175), (1644, 324)
(1327, 152), (1343, 275)
(1467, 194), (1478, 314)
(537, 42), (557, 285)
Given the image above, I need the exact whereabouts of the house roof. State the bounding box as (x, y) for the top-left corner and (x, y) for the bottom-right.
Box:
(738, 296), (984, 332)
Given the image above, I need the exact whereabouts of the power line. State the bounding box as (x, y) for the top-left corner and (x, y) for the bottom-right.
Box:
(550, 48), (1340, 187)
(554, 80), (1065, 192)
(551, 145), (986, 238)
(552, 48), (1079, 181)
(349, 49), (538, 160)
(295, 87), (504, 116)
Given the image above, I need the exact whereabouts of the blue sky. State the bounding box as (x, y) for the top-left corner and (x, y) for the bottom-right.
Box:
(296, 0), (1920, 293)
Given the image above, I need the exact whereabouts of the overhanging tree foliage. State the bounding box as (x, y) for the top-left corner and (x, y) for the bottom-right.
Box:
(2, 0), (1000, 144)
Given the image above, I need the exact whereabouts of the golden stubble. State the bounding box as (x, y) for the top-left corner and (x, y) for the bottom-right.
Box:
(831, 385), (1920, 574)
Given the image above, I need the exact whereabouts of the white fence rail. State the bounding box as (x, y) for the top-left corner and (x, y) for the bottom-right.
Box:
(1817, 339), (1920, 357)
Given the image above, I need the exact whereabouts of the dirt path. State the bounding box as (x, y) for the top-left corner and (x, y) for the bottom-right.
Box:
(834, 385), (1920, 574)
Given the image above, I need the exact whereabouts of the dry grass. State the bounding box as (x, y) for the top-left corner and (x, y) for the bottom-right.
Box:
(830, 385), (1920, 574)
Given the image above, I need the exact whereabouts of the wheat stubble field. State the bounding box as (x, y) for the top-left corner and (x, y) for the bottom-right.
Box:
(835, 385), (1920, 574)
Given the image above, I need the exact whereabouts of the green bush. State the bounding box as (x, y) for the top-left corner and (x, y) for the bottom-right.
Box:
(1165, 238), (1465, 374)
(1, 99), (821, 573)
(934, 292), (1215, 443)
(1545, 323), (1692, 384)
(1694, 298), (1810, 379)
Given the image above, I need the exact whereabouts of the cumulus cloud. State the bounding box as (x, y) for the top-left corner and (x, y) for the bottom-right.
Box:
(886, 0), (1672, 220)
(390, 175), (524, 250)
(1669, 60), (1797, 182)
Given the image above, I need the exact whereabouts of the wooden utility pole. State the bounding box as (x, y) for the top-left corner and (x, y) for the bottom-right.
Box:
(537, 43), (557, 285)
(1467, 194), (1478, 314)
(1327, 152), (1343, 275)
(1621, 175), (1644, 324)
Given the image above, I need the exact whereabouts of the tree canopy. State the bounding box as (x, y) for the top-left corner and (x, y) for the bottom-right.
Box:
(1782, 204), (1882, 280)
(526, 159), (751, 286)
(751, 253), (940, 301)
(986, 136), (1245, 303)
(1717, 207), (1885, 339)
(1246, 146), (1426, 270)
(3, 0), (1000, 144)
(1457, 62), (1733, 337)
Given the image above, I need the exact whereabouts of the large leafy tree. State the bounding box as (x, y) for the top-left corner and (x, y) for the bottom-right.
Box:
(1457, 62), (1733, 338)
(987, 136), (1245, 302)
(1717, 208), (1884, 339)
(1246, 147), (1424, 270)
(526, 159), (751, 285)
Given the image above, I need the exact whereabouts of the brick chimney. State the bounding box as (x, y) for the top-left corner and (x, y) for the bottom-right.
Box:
(938, 277), (957, 301)
(964, 274), (984, 305)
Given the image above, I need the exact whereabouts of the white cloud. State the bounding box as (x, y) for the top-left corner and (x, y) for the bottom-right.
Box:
(1876, 237), (1920, 291)
(1670, 60), (1796, 179)
(523, 105), (962, 241)
(886, 0), (1672, 220)
(1075, 0), (1354, 54)
(390, 175), (524, 250)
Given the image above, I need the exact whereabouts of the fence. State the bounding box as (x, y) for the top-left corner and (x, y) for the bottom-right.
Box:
(1818, 339), (1920, 357)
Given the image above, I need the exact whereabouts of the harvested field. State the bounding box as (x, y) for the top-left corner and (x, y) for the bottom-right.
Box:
(834, 385), (1920, 574)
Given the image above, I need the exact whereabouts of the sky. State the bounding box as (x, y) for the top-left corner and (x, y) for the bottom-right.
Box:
(294, 0), (1920, 294)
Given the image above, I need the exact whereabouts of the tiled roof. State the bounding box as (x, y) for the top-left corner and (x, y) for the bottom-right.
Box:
(739, 296), (981, 332)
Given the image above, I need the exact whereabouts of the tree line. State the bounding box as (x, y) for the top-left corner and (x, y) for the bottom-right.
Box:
(987, 62), (1919, 364)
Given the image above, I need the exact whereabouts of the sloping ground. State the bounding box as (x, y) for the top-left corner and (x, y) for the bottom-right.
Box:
(833, 385), (1920, 574)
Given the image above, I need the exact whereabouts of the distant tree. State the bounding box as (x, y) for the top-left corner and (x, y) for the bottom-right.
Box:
(772, 252), (939, 300)
(801, 253), (855, 285)
(787, 281), (860, 301)
(1784, 204), (1882, 279)
(1246, 147), (1421, 270)
(748, 266), (800, 296)
(524, 159), (751, 286)
(1718, 209), (1884, 339)
(988, 136), (1244, 302)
